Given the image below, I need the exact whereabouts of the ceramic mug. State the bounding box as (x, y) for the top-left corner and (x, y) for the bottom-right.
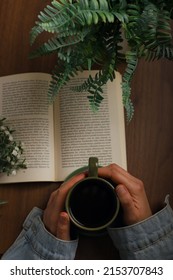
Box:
(65, 157), (120, 234)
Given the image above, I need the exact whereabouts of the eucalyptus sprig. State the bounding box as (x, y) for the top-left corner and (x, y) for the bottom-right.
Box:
(0, 118), (27, 176)
(30, 0), (173, 121)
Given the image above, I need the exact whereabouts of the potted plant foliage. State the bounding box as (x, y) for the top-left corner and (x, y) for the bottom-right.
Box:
(30, 0), (173, 121)
(0, 118), (27, 176)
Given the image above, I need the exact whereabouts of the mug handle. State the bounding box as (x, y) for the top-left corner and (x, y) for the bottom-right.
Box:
(88, 157), (98, 177)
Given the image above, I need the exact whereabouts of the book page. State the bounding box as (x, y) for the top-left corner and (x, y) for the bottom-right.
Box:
(0, 73), (55, 183)
(54, 71), (127, 181)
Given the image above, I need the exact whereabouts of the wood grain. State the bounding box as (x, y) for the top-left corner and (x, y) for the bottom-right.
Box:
(0, 1), (173, 259)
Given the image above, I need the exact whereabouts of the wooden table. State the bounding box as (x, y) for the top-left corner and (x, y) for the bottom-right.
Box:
(1, 1), (173, 259)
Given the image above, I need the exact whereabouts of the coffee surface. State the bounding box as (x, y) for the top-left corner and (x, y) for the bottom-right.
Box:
(68, 179), (117, 228)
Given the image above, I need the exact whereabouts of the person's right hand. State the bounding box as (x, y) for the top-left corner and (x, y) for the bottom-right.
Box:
(98, 164), (152, 225)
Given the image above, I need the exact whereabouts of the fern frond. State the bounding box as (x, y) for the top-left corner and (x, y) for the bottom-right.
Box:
(48, 63), (78, 102)
(151, 0), (173, 17)
(112, 10), (128, 23)
(78, 0), (115, 25)
(124, 2), (173, 63)
(38, 1), (79, 32)
(73, 67), (116, 112)
(30, 32), (86, 58)
(122, 50), (138, 122)
(71, 23), (120, 110)
(141, 6), (173, 60)
(48, 49), (88, 101)
(87, 88), (104, 112)
(30, 25), (44, 45)
(30, 0), (79, 44)
(71, 72), (105, 111)
(123, 3), (141, 43)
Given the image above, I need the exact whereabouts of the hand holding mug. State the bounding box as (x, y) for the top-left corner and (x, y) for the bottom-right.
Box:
(43, 173), (86, 240)
(98, 164), (152, 225)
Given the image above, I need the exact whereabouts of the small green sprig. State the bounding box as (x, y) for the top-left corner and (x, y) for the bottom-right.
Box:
(0, 200), (7, 205)
(0, 118), (27, 176)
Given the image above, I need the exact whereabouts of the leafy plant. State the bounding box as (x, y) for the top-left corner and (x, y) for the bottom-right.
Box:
(0, 118), (27, 176)
(30, 0), (173, 121)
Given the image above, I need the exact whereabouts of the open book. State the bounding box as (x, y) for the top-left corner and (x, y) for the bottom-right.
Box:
(0, 71), (127, 184)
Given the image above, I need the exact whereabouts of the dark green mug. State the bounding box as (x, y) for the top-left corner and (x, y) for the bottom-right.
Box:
(65, 157), (120, 234)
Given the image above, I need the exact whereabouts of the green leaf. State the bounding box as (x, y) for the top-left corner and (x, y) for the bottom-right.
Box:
(0, 200), (8, 205)
(90, 0), (99, 10)
(99, 0), (109, 11)
(92, 11), (99, 24)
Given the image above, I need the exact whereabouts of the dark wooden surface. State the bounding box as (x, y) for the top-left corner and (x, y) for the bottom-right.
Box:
(0, 1), (173, 259)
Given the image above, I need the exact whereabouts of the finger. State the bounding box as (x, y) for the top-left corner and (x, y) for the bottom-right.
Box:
(98, 164), (138, 184)
(98, 164), (142, 194)
(46, 188), (59, 207)
(56, 212), (70, 240)
(116, 184), (135, 212)
(116, 184), (152, 225)
(60, 172), (86, 191)
(56, 173), (86, 208)
(49, 173), (86, 211)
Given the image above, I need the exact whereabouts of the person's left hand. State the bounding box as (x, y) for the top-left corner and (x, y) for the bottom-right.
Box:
(43, 173), (85, 240)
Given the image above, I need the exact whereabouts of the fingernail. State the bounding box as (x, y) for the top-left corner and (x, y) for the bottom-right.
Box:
(59, 212), (69, 225)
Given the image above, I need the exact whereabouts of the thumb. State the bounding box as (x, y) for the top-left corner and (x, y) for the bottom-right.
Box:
(56, 212), (71, 241)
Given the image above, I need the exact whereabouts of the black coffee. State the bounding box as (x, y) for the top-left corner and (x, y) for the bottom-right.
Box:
(68, 179), (117, 228)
